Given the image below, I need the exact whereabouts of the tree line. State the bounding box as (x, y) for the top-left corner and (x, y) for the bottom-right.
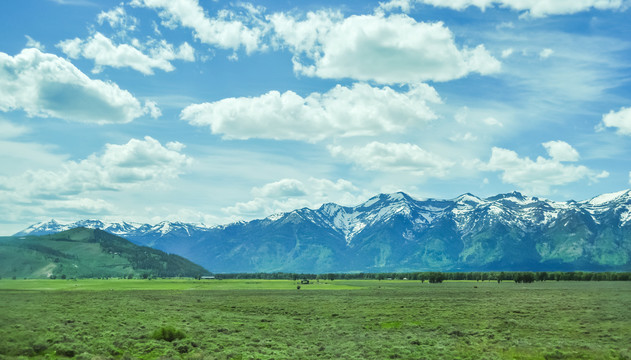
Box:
(210, 271), (631, 282)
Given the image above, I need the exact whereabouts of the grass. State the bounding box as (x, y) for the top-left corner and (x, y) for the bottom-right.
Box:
(0, 279), (629, 359)
(0, 278), (364, 291)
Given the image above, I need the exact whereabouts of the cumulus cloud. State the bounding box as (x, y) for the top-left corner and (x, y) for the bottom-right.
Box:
(97, 6), (138, 32)
(0, 48), (154, 124)
(181, 83), (440, 142)
(0, 136), (192, 199)
(270, 11), (500, 84)
(542, 140), (579, 162)
(329, 141), (454, 177)
(539, 48), (554, 59)
(25, 35), (45, 51)
(486, 143), (608, 195)
(377, 0), (414, 13)
(223, 178), (362, 217)
(144, 100), (162, 118)
(601, 107), (631, 135)
(58, 32), (194, 75)
(416, 0), (625, 18)
(130, 0), (266, 54)
(417, 0), (495, 11)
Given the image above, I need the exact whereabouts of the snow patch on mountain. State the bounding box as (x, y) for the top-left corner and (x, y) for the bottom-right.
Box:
(266, 213), (284, 221)
(586, 190), (629, 206)
(14, 190), (631, 251)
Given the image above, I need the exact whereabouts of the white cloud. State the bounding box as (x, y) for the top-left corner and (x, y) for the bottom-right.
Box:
(0, 48), (152, 124)
(0, 120), (29, 139)
(378, 0), (413, 13)
(501, 48), (514, 58)
(0, 136), (192, 199)
(450, 132), (478, 142)
(0, 141), (68, 175)
(46, 198), (116, 215)
(130, 0), (266, 54)
(25, 35), (45, 51)
(486, 144), (608, 195)
(483, 117), (503, 127)
(252, 179), (308, 198)
(58, 32), (194, 75)
(0, 136), (193, 232)
(97, 6), (138, 32)
(416, 0), (625, 18)
(542, 140), (580, 162)
(329, 141), (454, 177)
(144, 100), (162, 118)
(223, 178), (362, 217)
(181, 83), (440, 142)
(417, 0), (496, 11)
(539, 48), (554, 59)
(601, 107), (631, 135)
(270, 11), (500, 84)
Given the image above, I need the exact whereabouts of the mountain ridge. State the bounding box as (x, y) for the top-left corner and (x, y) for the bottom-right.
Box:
(0, 227), (210, 279)
(14, 190), (631, 273)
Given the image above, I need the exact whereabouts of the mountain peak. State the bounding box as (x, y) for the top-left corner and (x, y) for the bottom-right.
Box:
(386, 192), (411, 201)
(361, 192), (415, 207)
(585, 189), (631, 206)
(486, 191), (525, 201)
(454, 193), (483, 205)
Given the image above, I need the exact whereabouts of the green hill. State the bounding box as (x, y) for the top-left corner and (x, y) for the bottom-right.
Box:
(0, 227), (210, 279)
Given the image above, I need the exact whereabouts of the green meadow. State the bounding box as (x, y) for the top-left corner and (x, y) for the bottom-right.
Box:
(1, 279), (629, 359)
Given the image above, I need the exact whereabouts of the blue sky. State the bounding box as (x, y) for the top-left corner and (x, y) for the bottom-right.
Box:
(1, 0), (630, 234)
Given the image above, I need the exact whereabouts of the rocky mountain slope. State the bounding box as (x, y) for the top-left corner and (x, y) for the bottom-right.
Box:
(15, 190), (631, 273)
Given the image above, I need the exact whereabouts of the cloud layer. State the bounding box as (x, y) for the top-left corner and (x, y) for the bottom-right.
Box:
(0, 136), (191, 200)
(329, 141), (454, 177)
(130, 0), (266, 54)
(223, 178), (362, 217)
(271, 11), (501, 83)
(0, 49), (155, 124)
(58, 32), (194, 75)
(413, 0), (625, 17)
(601, 107), (631, 136)
(181, 83), (440, 141)
(486, 141), (608, 195)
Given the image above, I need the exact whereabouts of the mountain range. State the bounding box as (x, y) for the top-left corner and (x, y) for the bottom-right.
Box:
(0, 227), (210, 279)
(14, 190), (631, 273)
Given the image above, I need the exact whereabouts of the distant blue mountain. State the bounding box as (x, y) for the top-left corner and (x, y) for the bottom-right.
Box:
(16, 190), (631, 273)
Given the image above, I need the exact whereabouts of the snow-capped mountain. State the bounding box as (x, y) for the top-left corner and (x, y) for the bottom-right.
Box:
(15, 190), (631, 273)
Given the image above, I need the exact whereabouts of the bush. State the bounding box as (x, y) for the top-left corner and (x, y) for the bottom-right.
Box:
(151, 326), (186, 342)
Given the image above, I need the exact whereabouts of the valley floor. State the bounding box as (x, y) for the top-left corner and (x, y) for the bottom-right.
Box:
(0, 279), (629, 359)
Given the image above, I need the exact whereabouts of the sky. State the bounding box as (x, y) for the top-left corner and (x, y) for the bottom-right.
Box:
(0, 0), (630, 234)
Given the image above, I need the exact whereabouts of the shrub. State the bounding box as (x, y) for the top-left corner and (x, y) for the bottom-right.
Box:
(151, 326), (186, 342)
(31, 342), (48, 354)
(55, 347), (76, 357)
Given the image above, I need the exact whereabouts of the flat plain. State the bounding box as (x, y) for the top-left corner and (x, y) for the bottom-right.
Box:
(0, 279), (629, 359)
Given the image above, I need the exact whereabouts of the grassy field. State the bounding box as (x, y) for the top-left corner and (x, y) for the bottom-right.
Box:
(0, 279), (629, 359)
